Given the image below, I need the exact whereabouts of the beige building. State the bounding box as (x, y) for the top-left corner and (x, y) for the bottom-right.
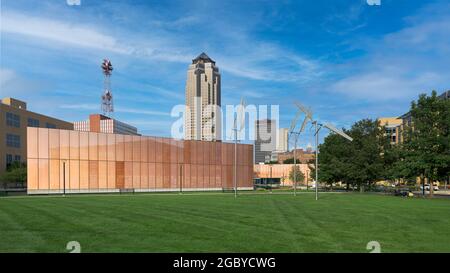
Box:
(184, 53), (221, 141)
(74, 114), (139, 135)
(378, 117), (403, 144)
(254, 163), (311, 186)
(276, 128), (289, 152)
(0, 97), (73, 175)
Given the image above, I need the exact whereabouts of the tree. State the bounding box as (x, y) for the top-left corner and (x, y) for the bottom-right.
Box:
(345, 119), (385, 192)
(289, 165), (305, 186)
(309, 132), (352, 189)
(0, 162), (27, 189)
(400, 91), (450, 196)
(283, 158), (300, 164)
(310, 119), (385, 192)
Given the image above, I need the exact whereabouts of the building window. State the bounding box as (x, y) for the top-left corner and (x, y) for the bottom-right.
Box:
(6, 154), (13, 168)
(27, 118), (40, 127)
(6, 134), (20, 148)
(46, 123), (56, 129)
(6, 112), (20, 128)
(14, 155), (21, 162)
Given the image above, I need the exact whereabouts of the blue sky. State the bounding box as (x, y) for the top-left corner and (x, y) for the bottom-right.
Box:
(1, 0), (449, 148)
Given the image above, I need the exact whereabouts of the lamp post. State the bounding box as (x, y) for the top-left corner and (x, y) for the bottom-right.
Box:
(62, 161), (66, 197)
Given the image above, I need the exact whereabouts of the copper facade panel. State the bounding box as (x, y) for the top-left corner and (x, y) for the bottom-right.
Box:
(98, 133), (107, 161)
(197, 165), (204, 188)
(132, 136), (141, 162)
(133, 162), (140, 188)
(155, 163), (163, 188)
(140, 163), (149, 188)
(170, 164), (177, 188)
(49, 129), (60, 159)
(190, 141), (197, 164)
(115, 162), (125, 189)
(107, 161), (116, 189)
(61, 162), (70, 191)
(27, 128), (39, 159)
(79, 160), (89, 190)
(148, 163), (156, 189)
(140, 137), (148, 162)
(38, 129), (49, 159)
(148, 137), (155, 163)
(124, 135), (133, 161)
(69, 131), (80, 160)
(115, 134), (125, 161)
(170, 139), (177, 164)
(155, 138), (162, 163)
(89, 133), (98, 160)
(216, 165), (222, 188)
(184, 164), (191, 188)
(124, 161), (133, 188)
(163, 163), (170, 188)
(183, 141), (191, 164)
(38, 159), (49, 190)
(107, 134), (116, 161)
(191, 164), (197, 188)
(177, 141), (184, 164)
(69, 160), (79, 190)
(49, 159), (60, 190)
(59, 130), (70, 160)
(98, 161), (108, 189)
(27, 159), (38, 190)
(89, 161), (99, 189)
(28, 128), (254, 193)
(79, 132), (89, 160)
(162, 138), (170, 163)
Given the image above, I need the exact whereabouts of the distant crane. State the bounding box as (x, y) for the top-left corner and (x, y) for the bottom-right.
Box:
(101, 59), (114, 116)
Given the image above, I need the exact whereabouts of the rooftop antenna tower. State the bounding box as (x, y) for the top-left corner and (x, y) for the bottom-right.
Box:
(101, 59), (114, 116)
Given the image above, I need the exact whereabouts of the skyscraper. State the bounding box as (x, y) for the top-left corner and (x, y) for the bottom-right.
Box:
(254, 119), (277, 163)
(276, 128), (289, 152)
(184, 53), (221, 141)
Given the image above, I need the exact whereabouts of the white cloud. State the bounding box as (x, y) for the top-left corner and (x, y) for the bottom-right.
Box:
(328, 5), (450, 101)
(1, 12), (130, 54)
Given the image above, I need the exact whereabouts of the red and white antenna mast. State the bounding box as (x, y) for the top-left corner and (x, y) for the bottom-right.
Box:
(101, 59), (114, 116)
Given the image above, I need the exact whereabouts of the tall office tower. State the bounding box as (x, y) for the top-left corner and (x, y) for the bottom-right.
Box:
(184, 53), (221, 141)
(254, 119), (277, 163)
(276, 128), (289, 152)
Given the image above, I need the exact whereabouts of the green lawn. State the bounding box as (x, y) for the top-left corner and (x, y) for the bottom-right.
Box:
(0, 192), (449, 253)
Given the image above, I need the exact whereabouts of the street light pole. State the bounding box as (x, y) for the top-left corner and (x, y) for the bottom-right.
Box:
(63, 161), (66, 197)
(315, 122), (319, 201)
(234, 126), (237, 199)
(293, 136), (297, 196)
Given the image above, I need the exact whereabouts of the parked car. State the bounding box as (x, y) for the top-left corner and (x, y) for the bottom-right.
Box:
(420, 184), (439, 191)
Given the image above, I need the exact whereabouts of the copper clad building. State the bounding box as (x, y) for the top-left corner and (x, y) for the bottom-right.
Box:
(27, 128), (253, 194)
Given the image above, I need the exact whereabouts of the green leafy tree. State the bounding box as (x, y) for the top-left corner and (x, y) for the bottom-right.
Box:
(401, 91), (450, 195)
(0, 162), (27, 189)
(283, 158), (300, 164)
(310, 119), (385, 192)
(289, 165), (305, 185)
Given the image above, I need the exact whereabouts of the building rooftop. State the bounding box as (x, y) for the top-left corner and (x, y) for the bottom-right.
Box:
(192, 52), (215, 65)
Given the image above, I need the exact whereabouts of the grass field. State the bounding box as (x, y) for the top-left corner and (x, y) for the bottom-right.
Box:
(0, 192), (449, 253)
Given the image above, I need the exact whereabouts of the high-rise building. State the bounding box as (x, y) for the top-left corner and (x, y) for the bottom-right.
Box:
(276, 128), (289, 152)
(254, 119), (277, 163)
(74, 114), (139, 135)
(184, 52), (221, 141)
(0, 97), (73, 176)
